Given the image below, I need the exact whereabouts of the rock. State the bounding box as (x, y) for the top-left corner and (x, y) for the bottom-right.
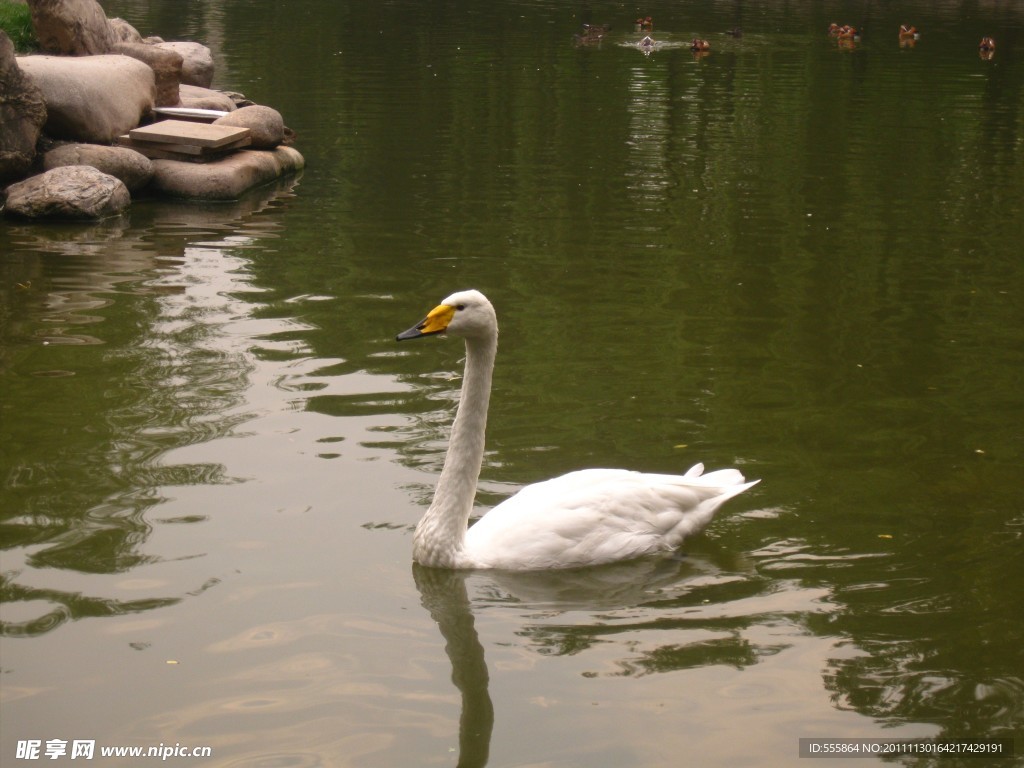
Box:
(27, 0), (114, 55)
(148, 146), (304, 201)
(177, 83), (235, 112)
(0, 31), (47, 184)
(214, 105), (286, 149)
(108, 18), (143, 45)
(113, 42), (182, 107)
(42, 143), (154, 192)
(220, 90), (256, 108)
(17, 53), (155, 143)
(154, 41), (213, 88)
(3, 165), (130, 219)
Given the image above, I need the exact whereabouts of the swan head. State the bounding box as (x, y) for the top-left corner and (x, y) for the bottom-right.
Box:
(396, 289), (496, 342)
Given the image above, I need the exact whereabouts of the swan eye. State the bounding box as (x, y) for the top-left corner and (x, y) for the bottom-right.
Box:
(455, 304), (466, 311)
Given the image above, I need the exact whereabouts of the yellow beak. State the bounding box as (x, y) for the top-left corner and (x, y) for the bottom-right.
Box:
(396, 303), (456, 340)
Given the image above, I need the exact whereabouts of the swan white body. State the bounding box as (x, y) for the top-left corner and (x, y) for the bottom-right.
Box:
(397, 290), (758, 570)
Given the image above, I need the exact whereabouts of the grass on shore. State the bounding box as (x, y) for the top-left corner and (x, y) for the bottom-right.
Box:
(0, 1), (38, 52)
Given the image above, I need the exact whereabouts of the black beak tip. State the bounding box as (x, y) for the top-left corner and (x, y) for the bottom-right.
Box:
(397, 324), (428, 341)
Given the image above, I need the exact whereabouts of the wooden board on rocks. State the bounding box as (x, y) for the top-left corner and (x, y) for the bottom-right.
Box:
(116, 134), (251, 162)
(152, 107), (230, 124)
(129, 120), (250, 148)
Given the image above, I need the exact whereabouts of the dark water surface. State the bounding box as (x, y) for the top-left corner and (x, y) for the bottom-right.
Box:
(2, 1), (1022, 765)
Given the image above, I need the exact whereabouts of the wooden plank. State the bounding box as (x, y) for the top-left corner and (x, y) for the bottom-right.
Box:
(129, 119), (250, 148)
(122, 135), (251, 156)
(118, 136), (205, 156)
(117, 135), (251, 162)
(152, 107), (230, 123)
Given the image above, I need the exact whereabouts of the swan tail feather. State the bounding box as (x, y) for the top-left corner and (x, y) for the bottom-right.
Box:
(661, 475), (760, 550)
(684, 466), (752, 488)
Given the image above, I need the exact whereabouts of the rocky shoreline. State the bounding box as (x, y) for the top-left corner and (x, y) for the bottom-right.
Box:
(1, 0), (304, 220)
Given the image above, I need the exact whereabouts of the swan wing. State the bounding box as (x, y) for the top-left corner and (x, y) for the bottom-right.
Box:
(463, 464), (757, 570)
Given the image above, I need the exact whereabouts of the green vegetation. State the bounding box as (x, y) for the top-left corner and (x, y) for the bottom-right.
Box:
(0, 0), (38, 52)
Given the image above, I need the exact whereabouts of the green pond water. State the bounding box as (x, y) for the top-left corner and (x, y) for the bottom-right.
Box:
(2, 1), (1022, 766)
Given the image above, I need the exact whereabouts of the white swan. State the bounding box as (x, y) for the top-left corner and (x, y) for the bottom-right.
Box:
(396, 289), (758, 570)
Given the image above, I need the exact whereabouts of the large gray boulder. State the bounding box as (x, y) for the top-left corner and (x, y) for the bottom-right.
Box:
(27, 0), (114, 55)
(149, 146), (304, 201)
(17, 54), (155, 143)
(42, 143), (154, 192)
(0, 32), (47, 184)
(113, 41), (182, 107)
(155, 41), (213, 88)
(3, 165), (131, 220)
(214, 105), (286, 149)
(177, 84), (235, 112)
(108, 18), (143, 45)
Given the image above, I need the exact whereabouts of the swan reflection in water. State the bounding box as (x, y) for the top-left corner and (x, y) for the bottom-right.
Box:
(413, 565), (493, 768)
(412, 552), (744, 767)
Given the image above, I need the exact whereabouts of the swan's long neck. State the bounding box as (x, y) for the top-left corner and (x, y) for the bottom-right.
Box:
(414, 332), (496, 567)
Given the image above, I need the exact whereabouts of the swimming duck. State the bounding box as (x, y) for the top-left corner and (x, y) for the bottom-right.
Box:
(691, 38), (711, 52)
(979, 37), (996, 51)
(635, 16), (653, 33)
(828, 23), (860, 41)
(898, 25), (919, 48)
(396, 290), (759, 570)
(638, 35), (656, 52)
